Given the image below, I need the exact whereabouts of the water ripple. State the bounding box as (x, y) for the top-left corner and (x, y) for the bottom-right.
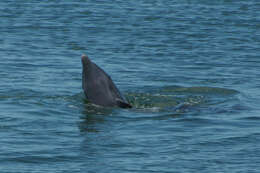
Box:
(1, 0), (260, 172)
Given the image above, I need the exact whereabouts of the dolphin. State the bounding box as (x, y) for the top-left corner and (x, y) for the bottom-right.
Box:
(81, 54), (132, 108)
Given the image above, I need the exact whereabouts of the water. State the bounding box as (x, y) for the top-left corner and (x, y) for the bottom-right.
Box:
(1, 0), (260, 172)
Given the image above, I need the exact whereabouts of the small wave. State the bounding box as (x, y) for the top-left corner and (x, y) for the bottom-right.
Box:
(161, 86), (239, 95)
(238, 116), (260, 121)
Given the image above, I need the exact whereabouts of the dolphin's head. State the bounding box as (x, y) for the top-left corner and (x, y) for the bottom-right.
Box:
(81, 54), (91, 70)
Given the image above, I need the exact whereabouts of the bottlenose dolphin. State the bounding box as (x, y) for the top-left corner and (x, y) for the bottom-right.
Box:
(81, 54), (132, 108)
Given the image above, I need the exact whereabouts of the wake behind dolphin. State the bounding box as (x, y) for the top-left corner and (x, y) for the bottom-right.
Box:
(81, 54), (132, 108)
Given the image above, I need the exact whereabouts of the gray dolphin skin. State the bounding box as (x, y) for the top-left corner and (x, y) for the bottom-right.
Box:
(81, 54), (132, 108)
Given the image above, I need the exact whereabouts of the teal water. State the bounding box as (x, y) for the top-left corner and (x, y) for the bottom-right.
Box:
(1, 1), (260, 172)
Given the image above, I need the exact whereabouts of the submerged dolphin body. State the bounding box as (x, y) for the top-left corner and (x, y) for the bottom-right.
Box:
(81, 54), (132, 108)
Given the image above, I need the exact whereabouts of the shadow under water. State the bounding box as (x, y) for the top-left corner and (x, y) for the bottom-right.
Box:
(79, 85), (240, 117)
(77, 85), (245, 133)
(126, 85), (239, 113)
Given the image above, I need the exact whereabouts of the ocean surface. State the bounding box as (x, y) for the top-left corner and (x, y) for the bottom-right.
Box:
(1, 0), (260, 172)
